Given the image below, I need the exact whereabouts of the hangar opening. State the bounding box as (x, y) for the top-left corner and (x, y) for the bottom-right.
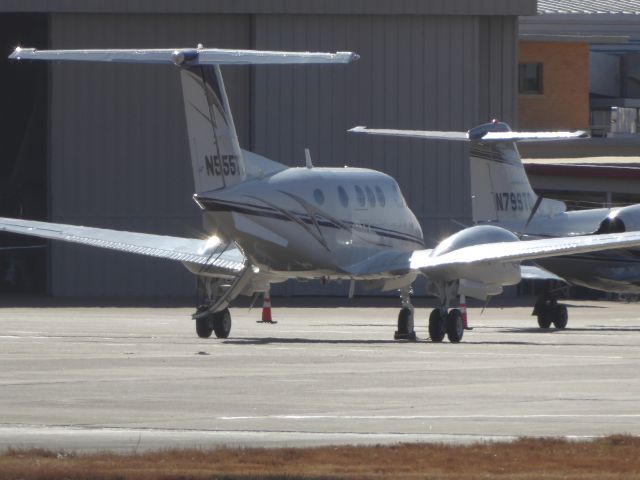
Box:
(0, 14), (48, 295)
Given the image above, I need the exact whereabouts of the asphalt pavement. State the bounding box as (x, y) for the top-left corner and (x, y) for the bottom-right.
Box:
(1, 298), (639, 452)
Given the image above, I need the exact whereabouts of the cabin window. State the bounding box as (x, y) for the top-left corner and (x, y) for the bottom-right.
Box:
(365, 186), (376, 207)
(338, 186), (349, 207)
(313, 188), (325, 205)
(375, 186), (386, 207)
(355, 185), (366, 207)
(518, 63), (543, 94)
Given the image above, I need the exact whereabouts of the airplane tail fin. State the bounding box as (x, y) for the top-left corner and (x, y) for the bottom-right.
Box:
(349, 122), (586, 225)
(466, 122), (570, 224)
(179, 65), (245, 193)
(10, 46), (358, 194)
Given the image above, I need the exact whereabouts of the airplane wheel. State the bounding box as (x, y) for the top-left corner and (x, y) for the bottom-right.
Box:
(195, 316), (214, 338)
(397, 307), (412, 334)
(552, 304), (568, 329)
(446, 309), (464, 343)
(394, 307), (416, 340)
(537, 309), (553, 329)
(428, 309), (446, 343)
(212, 308), (232, 339)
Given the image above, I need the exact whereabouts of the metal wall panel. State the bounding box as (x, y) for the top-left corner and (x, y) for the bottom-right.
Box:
(49, 13), (251, 296)
(2, 1), (537, 16)
(478, 16), (519, 126)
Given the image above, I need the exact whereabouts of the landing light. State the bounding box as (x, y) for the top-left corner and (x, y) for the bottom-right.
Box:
(203, 235), (221, 251)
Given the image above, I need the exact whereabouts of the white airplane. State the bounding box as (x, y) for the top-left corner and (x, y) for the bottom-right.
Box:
(350, 120), (640, 330)
(4, 47), (640, 344)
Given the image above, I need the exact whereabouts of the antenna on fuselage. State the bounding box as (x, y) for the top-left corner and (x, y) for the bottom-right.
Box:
(305, 148), (313, 169)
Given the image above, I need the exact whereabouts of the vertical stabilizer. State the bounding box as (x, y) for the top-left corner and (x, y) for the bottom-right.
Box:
(180, 65), (246, 194)
(468, 122), (565, 225)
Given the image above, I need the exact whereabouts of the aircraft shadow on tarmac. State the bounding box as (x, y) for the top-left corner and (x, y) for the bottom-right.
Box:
(225, 337), (609, 347)
(497, 326), (640, 334)
(224, 337), (415, 346)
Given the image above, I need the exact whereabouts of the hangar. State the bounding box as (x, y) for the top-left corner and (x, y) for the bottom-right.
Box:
(0, 1), (535, 298)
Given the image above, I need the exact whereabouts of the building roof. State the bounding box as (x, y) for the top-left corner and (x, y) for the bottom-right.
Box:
(0, 0), (537, 16)
(522, 1), (640, 43)
(538, 0), (640, 15)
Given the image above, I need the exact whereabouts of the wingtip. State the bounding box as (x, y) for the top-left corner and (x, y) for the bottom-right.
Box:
(336, 51), (360, 63)
(9, 46), (35, 60)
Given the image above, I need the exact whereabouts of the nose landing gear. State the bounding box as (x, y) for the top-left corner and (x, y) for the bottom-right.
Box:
(395, 287), (417, 340)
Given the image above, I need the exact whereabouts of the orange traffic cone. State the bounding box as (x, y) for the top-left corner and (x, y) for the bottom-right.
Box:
(258, 291), (276, 324)
(460, 294), (472, 330)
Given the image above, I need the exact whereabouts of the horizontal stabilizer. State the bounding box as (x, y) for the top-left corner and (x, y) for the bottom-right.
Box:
(349, 126), (587, 143)
(349, 126), (468, 141)
(9, 47), (359, 65)
(481, 130), (588, 142)
(0, 217), (245, 274)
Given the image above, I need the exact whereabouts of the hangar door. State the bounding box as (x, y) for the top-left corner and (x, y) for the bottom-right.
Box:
(0, 14), (48, 296)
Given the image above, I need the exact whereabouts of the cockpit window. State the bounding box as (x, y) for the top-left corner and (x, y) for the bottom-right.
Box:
(338, 186), (349, 208)
(313, 188), (325, 205)
(375, 186), (386, 207)
(355, 185), (366, 207)
(365, 186), (376, 207)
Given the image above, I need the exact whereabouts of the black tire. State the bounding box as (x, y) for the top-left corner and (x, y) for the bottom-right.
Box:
(429, 308), (446, 343)
(552, 304), (568, 329)
(195, 317), (214, 338)
(446, 308), (464, 343)
(537, 309), (552, 329)
(212, 308), (232, 339)
(397, 307), (412, 334)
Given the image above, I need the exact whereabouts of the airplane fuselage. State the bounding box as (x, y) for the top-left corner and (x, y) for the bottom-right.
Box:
(196, 167), (424, 278)
(487, 208), (640, 293)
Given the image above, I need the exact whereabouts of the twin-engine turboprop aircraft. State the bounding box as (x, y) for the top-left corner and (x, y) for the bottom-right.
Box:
(351, 121), (640, 330)
(4, 46), (640, 344)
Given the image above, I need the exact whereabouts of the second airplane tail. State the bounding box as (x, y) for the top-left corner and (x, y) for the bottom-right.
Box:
(349, 121), (587, 227)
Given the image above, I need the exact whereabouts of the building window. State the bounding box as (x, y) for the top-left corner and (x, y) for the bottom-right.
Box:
(518, 63), (543, 94)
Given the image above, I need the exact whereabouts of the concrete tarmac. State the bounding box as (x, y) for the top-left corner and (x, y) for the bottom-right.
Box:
(1, 298), (640, 452)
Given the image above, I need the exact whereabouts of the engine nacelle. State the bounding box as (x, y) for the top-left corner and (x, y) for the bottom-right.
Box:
(430, 225), (521, 291)
(433, 225), (519, 257)
(596, 204), (640, 234)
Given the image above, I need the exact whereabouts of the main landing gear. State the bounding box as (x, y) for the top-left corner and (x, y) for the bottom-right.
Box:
(533, 292), (568, 329)
(428, 307), (464, 343)
(394, 285), (465, 343)
(195, 307), (232, 338)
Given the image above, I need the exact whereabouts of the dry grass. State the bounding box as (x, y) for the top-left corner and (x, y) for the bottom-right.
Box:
(1, 435), (640, 479)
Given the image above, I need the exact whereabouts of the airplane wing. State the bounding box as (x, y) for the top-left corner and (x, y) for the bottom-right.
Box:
(347, 231), (640, 279)
(0, 217), (245, 275)
(410, 231), (640, 274)
(348, 126), (586, 142)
